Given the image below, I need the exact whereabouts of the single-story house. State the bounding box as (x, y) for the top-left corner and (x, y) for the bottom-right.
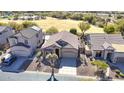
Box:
(85, 33), (124, 63)
(41, 31), (81, 58)
(0, 26), (15, 45)
(8, 26), (45, 57)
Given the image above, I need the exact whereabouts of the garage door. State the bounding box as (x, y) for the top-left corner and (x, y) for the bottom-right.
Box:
(62, 48), (78, 58)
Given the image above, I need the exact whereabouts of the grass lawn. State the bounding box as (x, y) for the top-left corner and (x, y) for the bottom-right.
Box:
(0, 17), (104, 33)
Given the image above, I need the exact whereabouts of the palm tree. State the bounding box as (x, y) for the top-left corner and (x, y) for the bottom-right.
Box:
(46, 52), (58, 81)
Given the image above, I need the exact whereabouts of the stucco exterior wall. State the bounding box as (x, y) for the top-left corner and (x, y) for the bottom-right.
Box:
(0, 27), (14, 44)
(11, 46), (32, 57)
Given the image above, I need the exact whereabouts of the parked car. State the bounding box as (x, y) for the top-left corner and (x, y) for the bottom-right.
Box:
(2, 53), (16, 66)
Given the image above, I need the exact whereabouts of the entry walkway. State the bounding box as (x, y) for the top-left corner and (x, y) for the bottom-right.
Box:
(59, 58), (76, 75)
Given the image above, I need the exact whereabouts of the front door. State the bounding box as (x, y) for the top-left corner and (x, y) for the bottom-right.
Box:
(55, 49), (59, 57)
(106, 53), (112, 61)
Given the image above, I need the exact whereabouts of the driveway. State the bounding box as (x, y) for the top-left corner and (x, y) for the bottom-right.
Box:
(108, 62), (124, 73)
(59, 58), (76, 75)
(0, 57), (28, 72)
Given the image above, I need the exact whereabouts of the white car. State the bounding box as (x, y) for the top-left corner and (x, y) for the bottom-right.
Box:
(2, 53), (17, 66)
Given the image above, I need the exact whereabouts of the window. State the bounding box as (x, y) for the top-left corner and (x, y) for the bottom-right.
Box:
(24, 40), (28, 44)
(95, 51), (102, 57)
(56, 40), (68, 47)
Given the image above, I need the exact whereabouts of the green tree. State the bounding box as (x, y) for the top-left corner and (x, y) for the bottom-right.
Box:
(46, 52), (58, 81)
(116, 19), (124, 36)
(78, 22), (90, 38)
(46, 26), (58, 35)
(69, 28), (77, 35)
(22, 21), (37, 28)
(83, 14), (96, 25)
(104, 24), (116, 34)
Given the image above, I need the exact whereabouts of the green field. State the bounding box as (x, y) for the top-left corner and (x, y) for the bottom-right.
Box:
(0, 17), (104, 33)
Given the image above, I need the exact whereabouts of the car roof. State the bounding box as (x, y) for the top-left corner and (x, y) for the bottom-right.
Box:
(4, 53), (12, 59)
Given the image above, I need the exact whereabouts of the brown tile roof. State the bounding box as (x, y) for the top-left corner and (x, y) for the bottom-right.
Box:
(42, 31), (80, 49)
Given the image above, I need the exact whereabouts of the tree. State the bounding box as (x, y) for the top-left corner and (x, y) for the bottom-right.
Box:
(116, 19), (124, 36)
(22, 21), (37, 28)
(104, 24), (116, 34)
(78, 22), (90, 38)
(46, 52), (58, 81)
(69, 28), (77, 35)
(46, 26), (58, 35)
(83, 14), (96, 25)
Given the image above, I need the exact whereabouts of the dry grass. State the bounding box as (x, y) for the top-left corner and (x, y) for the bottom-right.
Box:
(0, 17), (104, 33)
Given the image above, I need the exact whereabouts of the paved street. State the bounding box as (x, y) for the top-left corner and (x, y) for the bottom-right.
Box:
(0, 70), (96, 81)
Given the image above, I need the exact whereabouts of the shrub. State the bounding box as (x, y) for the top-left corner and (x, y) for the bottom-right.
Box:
(104, 24), (116, 34)
(36, 51), (42, 58)
(22, 21), (37, 28)
(8, 22), (23, 32)
(0, 22), (7, 26)
(119, 72), (124, 78)
(46, 26), (58, 35)
(0, 51), (2, 56)
(91, 60), (109, 70)
(115, 69), (120, 74)
(70, 28), (77, 35)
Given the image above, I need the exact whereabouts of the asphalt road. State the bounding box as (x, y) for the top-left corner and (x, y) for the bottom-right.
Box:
(0, 71), (81, 81)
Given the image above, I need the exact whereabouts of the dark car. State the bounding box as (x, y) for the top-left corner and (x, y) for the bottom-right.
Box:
(2, 53), (17, 66)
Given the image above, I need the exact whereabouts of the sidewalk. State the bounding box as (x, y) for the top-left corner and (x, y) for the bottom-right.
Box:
(24, 70), (97, 80)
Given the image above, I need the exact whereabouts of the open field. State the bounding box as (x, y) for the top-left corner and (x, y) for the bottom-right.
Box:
(0, 17), (104, 33)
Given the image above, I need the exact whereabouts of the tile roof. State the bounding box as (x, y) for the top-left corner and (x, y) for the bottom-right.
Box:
(42, 31), (80, 50)
(17, 26), (41, 38)
(88, 33), (124, 50)
(0, 26), (8, 33)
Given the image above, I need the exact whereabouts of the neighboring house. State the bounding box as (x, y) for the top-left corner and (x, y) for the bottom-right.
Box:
(0, 26), (15, 45)
(8, 26), (44, 57)
(41, 31), (81, 58)
(85, 33), (124, 63)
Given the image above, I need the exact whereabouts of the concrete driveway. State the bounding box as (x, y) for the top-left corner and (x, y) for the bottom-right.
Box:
(108, 61), (124, 73)
(59, 58), (77, 75)
(0, 57), (28, 72)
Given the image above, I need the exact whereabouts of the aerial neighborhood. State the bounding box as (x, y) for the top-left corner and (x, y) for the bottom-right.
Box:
(1, 11), (124, 81)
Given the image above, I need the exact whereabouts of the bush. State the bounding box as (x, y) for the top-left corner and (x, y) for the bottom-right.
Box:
(8, 22), (23, 32)
(91, 60), (109, 70)
(22, 21), (37, 28)
(36, 51), (42, 58)
(0, 22), (7, 26)
(104, 24), (116, 34)
(115, 69), (120, 74)
(70, 28), (77, 35)
(46, 26), (58, 35)
(120, 72), (124, 77)
(0, 51), (2, 56)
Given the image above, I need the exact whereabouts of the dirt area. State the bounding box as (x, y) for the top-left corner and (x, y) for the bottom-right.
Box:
(76, 59), (96, 76)
(26, 59), (60, 73)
